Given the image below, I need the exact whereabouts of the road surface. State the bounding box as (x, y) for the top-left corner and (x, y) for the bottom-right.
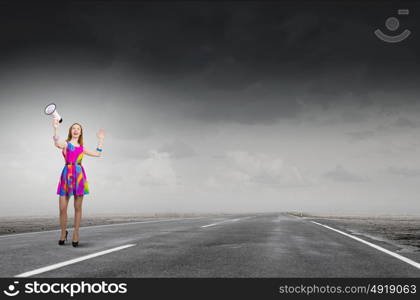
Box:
(0, 213), (419, 277)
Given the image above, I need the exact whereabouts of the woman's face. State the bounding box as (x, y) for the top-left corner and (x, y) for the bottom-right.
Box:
(71, 124), (82, 138)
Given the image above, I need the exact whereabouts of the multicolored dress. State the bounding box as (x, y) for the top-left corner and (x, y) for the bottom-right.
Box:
(56, 141), (89, 196)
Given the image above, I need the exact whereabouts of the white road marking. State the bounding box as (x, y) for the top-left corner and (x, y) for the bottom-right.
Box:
(287, 213), (303, 220)
(0, 216), (224, 239)
(201, 218), (240, 228)
(14, 244), (136, 278)
(311, 221), (420, 270)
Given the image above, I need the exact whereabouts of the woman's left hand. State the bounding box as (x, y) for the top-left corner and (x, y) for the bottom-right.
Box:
(97, 128), (105, 140)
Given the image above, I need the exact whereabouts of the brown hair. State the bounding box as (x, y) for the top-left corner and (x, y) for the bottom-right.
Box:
(66, 123), (84, 146)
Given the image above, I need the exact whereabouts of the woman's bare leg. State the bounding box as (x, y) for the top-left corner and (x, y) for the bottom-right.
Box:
(59, 195), (70, 240)
(73, 195), (83, 241)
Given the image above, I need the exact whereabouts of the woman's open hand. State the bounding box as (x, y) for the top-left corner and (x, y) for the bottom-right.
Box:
(96, 128), (105, 140)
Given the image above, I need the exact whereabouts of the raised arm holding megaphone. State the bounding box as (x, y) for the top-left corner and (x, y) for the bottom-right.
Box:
(52, 118), (65, 149)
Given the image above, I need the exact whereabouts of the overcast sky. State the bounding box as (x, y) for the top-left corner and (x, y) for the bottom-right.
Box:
(1, 2), (420, 216)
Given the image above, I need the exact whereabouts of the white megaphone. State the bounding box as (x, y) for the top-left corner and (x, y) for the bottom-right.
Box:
(44, 103), (62, 123)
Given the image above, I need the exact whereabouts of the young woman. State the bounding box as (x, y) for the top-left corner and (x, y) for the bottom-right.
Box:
(52, 119), (105, 247)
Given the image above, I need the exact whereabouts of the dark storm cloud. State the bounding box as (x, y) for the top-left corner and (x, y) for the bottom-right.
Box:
(1, 2), (420, 123)
(0, 3), (116, 69)
(345, 130), (376, 141)
(394, 116), (418, 128)
(387, 166), (420, 178)
(324, 165), (369, 182)
(158, 140), (196, 159)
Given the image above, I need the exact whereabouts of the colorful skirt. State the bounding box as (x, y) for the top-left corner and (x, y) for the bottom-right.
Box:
(56, 164), (89, 196)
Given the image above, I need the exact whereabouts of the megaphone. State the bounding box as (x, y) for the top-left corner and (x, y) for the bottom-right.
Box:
(44, 103), (62, 123)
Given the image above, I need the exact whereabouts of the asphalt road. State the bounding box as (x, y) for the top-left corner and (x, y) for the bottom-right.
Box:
(0, 213), (419, 277)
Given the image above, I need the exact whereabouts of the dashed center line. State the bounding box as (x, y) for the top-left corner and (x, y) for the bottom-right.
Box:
(201, 218), (240, 228)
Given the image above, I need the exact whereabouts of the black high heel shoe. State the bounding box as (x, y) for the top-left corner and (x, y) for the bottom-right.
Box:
(58, 230), (68, 245)
(72, 240), (79, 247)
